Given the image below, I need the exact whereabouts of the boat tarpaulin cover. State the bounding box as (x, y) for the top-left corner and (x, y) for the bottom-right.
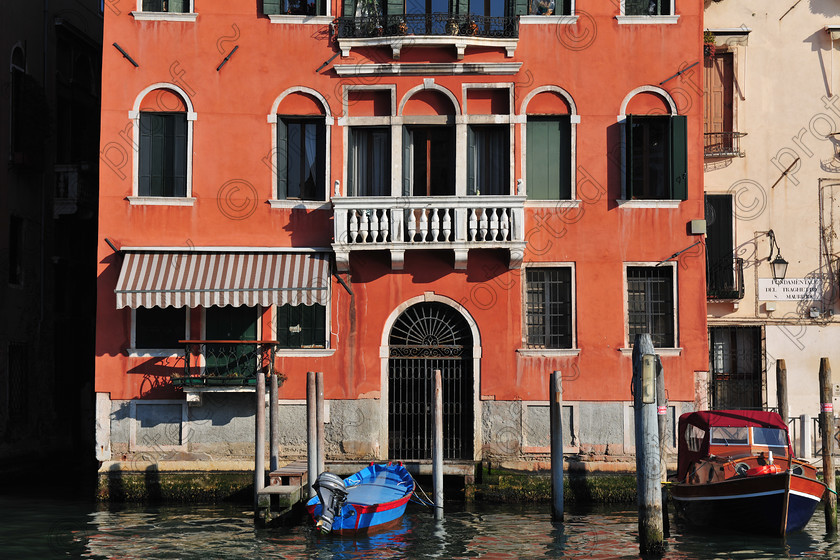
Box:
(114, 251), (329, 309)
(676, 410), (793, 480)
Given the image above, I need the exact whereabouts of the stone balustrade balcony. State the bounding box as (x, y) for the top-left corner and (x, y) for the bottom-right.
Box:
(332, 195), (526, 271)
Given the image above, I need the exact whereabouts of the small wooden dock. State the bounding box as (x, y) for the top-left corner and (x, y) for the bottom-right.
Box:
(256, 461), (308, 525)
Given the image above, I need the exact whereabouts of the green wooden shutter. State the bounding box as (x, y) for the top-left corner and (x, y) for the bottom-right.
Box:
(264, 0), (281, 15)
(511, 0), (528, 17)
(526, 119), (554, 200)
(344, 0), (355, 17)
(670, 115), (688, 201)
(149, 114), (166, 196)
(168, 0), (186, 13)
(172, 113), (187, 197)
(625, 114), (635, 199)
(386, 0), (403, 17)
(467, 126), (476, 195)
(455, 0), (468, 15)
(402, 127), (412, 196)
(138, 113), (153, 196)
(311, 304), (326, 347)
(558, 116), (571, 199)
(277, 305), (291, 347)
(277, 118), (288, 199)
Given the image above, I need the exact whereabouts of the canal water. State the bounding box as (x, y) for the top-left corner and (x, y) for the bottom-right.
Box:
(2, 495), (839, 559)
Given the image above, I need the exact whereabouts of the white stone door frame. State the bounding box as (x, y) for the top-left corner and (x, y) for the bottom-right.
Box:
(378, 292), (483, 461)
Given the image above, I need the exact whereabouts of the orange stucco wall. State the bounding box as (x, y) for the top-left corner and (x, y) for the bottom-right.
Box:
(96, 1), (707, 404)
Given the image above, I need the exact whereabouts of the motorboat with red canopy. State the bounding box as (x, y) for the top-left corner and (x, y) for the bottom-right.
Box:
(669, 410), (826, 536)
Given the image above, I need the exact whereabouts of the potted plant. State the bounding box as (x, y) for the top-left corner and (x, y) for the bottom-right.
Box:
(465, 16), (478, 36)
(703, 29), (716, 58)
(446, 16), (459, 35)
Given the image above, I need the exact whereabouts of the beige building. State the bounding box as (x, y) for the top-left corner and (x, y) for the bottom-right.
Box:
(704, 0), (840, 454)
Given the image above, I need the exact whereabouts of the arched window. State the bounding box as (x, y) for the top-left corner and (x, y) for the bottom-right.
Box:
(270, 88), (332, 204)
(522, 87), (576, 201)
(620, 87), (686, 201)
(130, 86), (195, 201)
(401, 89), (456, 197)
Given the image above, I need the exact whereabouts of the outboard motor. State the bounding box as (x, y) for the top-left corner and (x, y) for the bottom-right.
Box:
(312, 472), (348, 533)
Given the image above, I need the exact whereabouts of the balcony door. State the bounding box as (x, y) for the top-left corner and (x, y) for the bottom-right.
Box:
(403, 126), (455, 197)
(405, 0), (449, 15)
(704, 52), (734, 154)
(709, 326), (763, 410)
(705, 194), (736, 298)
(204, 306), (258, 378)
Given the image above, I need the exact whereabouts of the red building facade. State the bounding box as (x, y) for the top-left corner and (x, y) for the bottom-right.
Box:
(95, 0), (707, 466)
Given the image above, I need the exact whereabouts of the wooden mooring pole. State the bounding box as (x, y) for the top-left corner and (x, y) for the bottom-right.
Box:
(776, 359), (788, 427)
(254, 372), (266, 518)
(269, 372), (280, 472)
(307, 371), (317, 498)
(550, 370), (564, 522)
(655, 356), (669, 538)
(633, 334), (664, 555)
(316, 371), (325, 475)
(819, 357), (837, 534)
(433, 369), (444, 520)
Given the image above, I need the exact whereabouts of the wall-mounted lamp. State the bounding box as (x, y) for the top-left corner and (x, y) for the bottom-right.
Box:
(767, 229), (788, 282)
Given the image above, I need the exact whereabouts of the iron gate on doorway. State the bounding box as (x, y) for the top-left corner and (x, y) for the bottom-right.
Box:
(388, 302), (474, 461)
(709, 326), (764, 410)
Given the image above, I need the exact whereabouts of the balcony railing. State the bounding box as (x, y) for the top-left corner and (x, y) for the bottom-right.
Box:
(172, 340), (278, 387)
(334, 13), (519, 59)
(334, 13), (518, 39)
(704, 132), (746, 158)
(707, 257), (744, 300)
(332, 195), (526, 271)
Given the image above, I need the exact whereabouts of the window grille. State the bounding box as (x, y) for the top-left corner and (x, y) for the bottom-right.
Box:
(627, 266), (674, 347)
(525, 267), (572, 349)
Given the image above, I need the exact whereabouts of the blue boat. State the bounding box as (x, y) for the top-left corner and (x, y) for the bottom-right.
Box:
(306, 463), (415, 534)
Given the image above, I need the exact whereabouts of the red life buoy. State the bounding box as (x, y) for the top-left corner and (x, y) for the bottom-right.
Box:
(746, 464), (782, 476)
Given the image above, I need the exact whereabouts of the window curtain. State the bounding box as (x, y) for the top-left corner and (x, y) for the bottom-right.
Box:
(468, 125), (508, 196)
(350, 128), (390, 196)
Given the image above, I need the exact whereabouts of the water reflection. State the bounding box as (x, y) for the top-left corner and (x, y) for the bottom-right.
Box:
(1, 497), (838, 559)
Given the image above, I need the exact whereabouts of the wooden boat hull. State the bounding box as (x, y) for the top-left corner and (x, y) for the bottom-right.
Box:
(670, 471), (825, 535)
(306, 463), (415, 534)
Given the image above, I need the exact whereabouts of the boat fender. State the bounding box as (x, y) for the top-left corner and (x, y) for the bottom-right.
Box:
(313, 472), (348, 533)
(746, 464), (782, 476)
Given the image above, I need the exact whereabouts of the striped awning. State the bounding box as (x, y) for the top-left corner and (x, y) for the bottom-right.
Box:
(115, 252), (330, 309)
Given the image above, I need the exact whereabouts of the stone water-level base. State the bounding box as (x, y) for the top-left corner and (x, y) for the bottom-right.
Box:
(96, 459), (665, 504)
(98, 394), (693, 464)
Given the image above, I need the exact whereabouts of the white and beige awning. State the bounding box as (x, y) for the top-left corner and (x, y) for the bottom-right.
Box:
(115, 251), (330, 309)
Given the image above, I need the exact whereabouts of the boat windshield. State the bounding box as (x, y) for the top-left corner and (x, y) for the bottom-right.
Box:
(752, 427), (787, 450)
(710, 426), (748, 446)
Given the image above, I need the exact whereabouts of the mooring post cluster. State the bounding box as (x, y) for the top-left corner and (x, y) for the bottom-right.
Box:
(307, 371), (326, 498)
(254, 372), (266, 519)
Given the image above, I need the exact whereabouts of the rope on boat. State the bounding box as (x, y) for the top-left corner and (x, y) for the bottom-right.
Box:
(408, 473), (439, 508)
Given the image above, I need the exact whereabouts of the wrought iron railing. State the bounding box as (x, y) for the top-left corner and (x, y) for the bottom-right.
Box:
(333, 13), (518, 39)
(704, 131), (746, 158)
(707, 257), (744, 300)
(172, 340), (278, 387)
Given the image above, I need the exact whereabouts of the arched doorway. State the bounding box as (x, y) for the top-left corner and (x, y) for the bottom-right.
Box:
(388, 302), (474, 460)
